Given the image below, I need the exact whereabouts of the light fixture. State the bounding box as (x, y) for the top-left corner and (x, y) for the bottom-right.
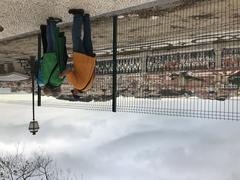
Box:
(29, 121), (40, 135)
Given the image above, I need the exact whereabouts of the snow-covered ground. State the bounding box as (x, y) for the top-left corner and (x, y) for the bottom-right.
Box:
(1, 94), (239, 120)
(0, 0), (179, 39)
(0, 94), (240, 180)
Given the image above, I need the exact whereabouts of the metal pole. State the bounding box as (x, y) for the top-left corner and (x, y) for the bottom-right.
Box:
(112, 16), (118, 112)
(30, 56), (36, 121)
(28, 56), (40, 135)
(37, 33), (41, 106)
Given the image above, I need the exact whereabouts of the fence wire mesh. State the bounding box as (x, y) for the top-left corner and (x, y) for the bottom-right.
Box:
(112, 0), (240, 120)
(57, 16), (114, 111)
(40, 0), (240, 120)
(80, 16), (114, 111)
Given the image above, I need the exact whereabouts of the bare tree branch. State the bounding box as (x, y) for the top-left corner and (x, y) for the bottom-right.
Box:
(0, 151), (77, 180)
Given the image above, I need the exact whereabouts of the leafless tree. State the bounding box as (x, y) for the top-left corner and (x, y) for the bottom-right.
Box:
(0, 152), (77, 180)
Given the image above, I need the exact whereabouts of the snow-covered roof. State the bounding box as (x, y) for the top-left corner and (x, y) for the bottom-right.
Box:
(0, 72), (29, 82)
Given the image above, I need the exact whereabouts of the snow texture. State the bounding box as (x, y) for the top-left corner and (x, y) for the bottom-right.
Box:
(0, 94), (240, 180)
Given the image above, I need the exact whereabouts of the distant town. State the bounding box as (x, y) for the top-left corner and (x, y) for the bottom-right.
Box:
(0, 47), (239, 101)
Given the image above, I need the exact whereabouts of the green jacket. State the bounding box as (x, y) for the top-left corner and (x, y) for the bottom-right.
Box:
(41, 52), (64, 87)
(37, 29), (67, 87)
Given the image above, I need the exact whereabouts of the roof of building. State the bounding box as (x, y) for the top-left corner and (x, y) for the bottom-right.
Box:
(0, 72), (29, 82)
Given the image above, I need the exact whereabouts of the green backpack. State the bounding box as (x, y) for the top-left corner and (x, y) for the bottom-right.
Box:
(40, 27), (67, 87)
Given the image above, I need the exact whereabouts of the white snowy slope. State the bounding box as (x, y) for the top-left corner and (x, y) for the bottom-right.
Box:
(0, 0), (178, 39)
(0, 95), (240, 180)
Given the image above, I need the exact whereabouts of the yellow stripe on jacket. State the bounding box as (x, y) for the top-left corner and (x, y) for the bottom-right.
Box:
(67, 52), (96, 91)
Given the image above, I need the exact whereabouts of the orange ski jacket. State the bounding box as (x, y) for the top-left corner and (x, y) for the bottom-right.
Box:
(66, 52), (96, 91)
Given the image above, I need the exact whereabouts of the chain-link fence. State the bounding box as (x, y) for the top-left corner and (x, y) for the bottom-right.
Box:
(31, 0), (239, 120)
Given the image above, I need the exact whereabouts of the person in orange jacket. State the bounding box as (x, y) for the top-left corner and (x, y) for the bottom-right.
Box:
(60, 9), (96, 99)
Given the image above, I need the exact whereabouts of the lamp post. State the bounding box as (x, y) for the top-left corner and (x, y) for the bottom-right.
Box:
(28, 56), (39, 135)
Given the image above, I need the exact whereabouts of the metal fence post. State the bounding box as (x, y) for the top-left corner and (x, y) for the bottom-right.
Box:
(112, 16), (118, 112)
(37, 33), (41, 106)
(30, 56), (36, 119)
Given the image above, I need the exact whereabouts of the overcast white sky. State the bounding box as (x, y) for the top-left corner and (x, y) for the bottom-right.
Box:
(0, 96), (240, 180)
